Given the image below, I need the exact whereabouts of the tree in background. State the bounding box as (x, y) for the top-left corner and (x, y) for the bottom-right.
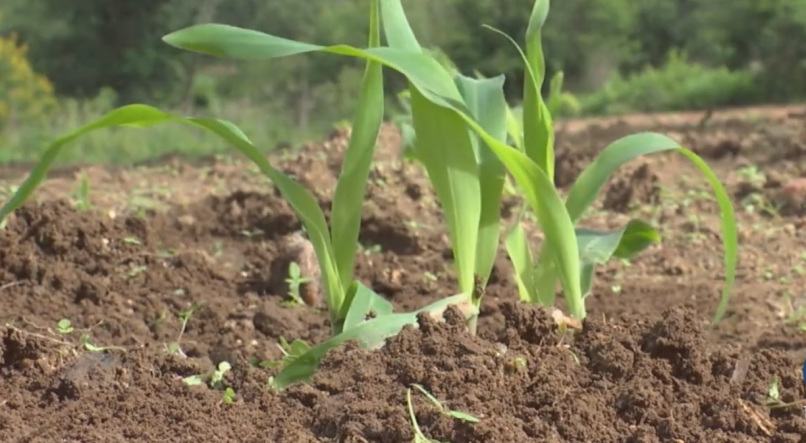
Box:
(0, 0), (198, 104)
(0, 13), (56, 132)
(1, 0), (805, 123)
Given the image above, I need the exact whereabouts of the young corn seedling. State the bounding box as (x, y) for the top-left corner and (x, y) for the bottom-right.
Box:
(0, 0), (738, 389)
(0, 0), (471, 391)
(501, 0), (737, 323)
(0, 1), (399, 338)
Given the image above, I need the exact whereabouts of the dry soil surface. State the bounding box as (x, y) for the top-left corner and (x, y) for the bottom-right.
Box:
(2, 107), (806, 442)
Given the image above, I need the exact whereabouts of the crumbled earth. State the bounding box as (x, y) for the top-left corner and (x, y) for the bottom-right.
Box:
(1, 109), (806, 442)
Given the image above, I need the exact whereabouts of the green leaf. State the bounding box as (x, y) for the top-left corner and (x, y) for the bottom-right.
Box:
(523, 0), (554, 179)
(379, 0), (421, 51)
(163, 24), (469, 115)
(271, 294), (475, 390)
(410, 86), (480, 296)
(342, 281), (394, 331)
(473, 133), (582, 319)
(260, 337), (311, 369)
(576, 219), (659, 263)
(0, 105), (344, 326)
(533, 250), (559, 307)
(330, 1), (384, 295)
(505, 105), (524, 151)
(563, 132), (737, 323)
(525, 0), (550, 83)
(482, 21), (555, 184)
(565, 133), (677, 222)
(576, 219), (660, 297)
(505, 221), (536, 303)
(546, 71), (565, 116)
(454, 74), (508, 290)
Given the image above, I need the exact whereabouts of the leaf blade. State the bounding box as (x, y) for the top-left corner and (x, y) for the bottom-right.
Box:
(271, 294), (476, 389)
(454, 74), (508, 289)
(0, 105), (346, 324)
(410, 87), (480, 295)
(330, 1), (384, 293)
(564, 132), (737, 323)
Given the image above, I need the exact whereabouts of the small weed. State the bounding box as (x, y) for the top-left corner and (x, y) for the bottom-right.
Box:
(260, 336), (311, 370)
(70, 173), (93, 211)
(361, 243), (382, 255)
(183, 361), (232, 390)
(211, 241), (224, 258)
(736, 165), (766, 186)
(504, 356), (528, 374)
(283, 262), (313, 306)
(80, 334), (119, 352)
(240, 229), (264, 238)
(166, 303), (201, 357)
(126, 264), (148, 279)
(56, 319), (74, 335)
(411, 384), (479, 423)
(122, 237), (142, 245)
(222, 387), (237, 404)
(406, 384), (480, 443)
(765, 375), (806, 411)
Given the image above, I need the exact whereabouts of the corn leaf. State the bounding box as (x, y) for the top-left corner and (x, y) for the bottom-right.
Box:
(163, 24), (469, 115)
(379, 0), (421, 51)
(522, 0), (554, 179)
(576, 219), (660, 298)
(562, 132), (737, 323)
(271, 294), (475, 389)
(454, 74), (508, 289)
(342, 281), (394, 331)
(0, 106), (345, 319)
(163, 21), (583, 315)
(330, 1), (384, 295)
(472, 131), (583, 319)
(505, 220), (536, 302)
(546, 71), (565, 116)
(409, 86), (480, 295)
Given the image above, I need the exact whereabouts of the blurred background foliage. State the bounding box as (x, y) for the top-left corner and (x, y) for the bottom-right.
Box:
(0, 0), (804, 164)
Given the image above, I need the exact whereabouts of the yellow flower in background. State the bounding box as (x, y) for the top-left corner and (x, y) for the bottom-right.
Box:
(0, 13), (57, 128)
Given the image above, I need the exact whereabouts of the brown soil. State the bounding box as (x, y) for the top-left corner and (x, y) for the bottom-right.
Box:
(1, 107), (806, 442)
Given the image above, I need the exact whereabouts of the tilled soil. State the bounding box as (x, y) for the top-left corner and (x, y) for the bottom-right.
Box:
(1, 110), (806, 442)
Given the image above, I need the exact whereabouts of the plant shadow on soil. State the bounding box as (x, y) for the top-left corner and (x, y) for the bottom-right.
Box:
(1, 111), (806, 442)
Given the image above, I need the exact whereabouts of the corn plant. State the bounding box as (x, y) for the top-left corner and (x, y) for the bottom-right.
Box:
(0, 1), (406, 337)
(0, 0), (737, 390)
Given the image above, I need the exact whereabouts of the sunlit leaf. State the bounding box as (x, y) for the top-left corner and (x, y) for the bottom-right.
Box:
(455, 74), (508, 289)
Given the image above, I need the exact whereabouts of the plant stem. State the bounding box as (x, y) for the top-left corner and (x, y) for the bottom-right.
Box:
(467, 315), (478, 336)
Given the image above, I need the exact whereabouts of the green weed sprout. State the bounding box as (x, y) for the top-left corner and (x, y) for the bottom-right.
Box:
(0, 0), (737, 390)
(56, 318), (74, 335)
(183, 361), (232, 390)
(70, 173), (93, 211)
(283, 261), (313, 306)
(405, 384), (479, 443)
(410, 384), (479, 424)
(166, 303), (200, 358)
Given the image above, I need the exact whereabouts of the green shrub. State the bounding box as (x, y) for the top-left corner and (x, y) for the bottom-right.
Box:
(580, 50), (757, 116)
(0, 13), (57, 131)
